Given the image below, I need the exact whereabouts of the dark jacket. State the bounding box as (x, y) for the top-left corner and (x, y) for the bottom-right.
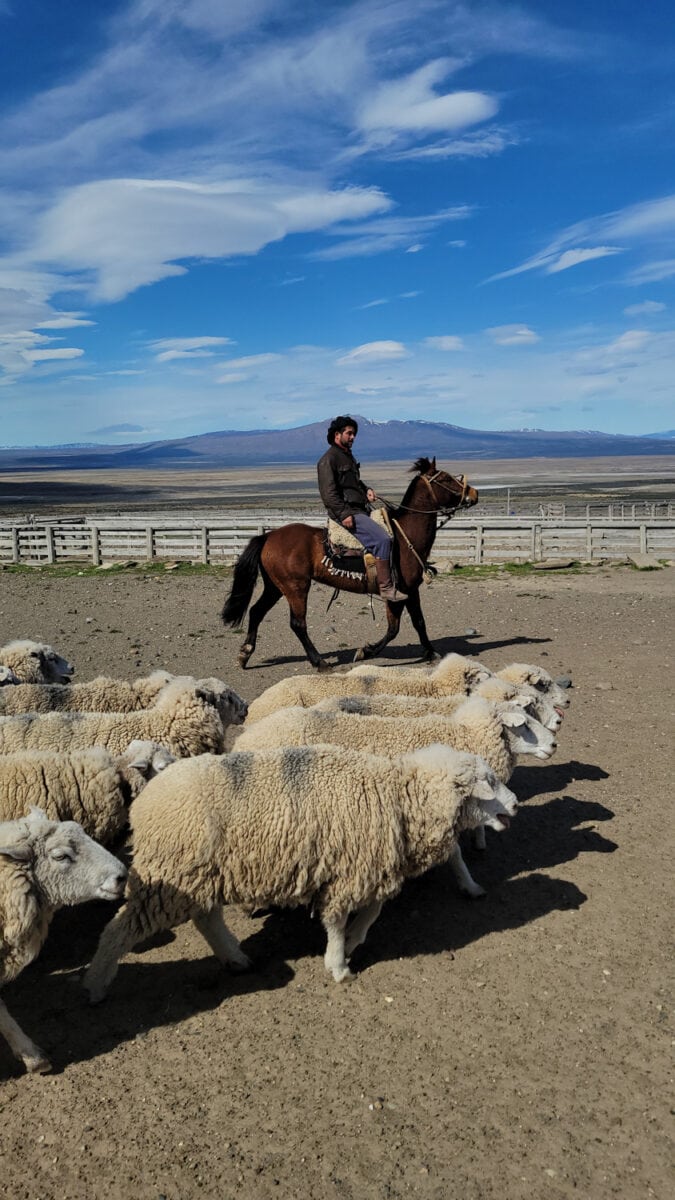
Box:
(317, 443), (370, 523)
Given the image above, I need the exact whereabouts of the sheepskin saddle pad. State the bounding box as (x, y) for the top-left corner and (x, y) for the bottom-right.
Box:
(322, 507), (392, 592)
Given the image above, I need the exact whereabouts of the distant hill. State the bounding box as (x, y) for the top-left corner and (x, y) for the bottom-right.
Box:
(1, 417), (674, 470)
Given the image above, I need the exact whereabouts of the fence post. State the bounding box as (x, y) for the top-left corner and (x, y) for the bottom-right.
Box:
(586, 523), (593, 562)
(639, 524), (647, 554)
(201, 527), (209, 565)
(91, 527), (100, 566)
(146, 526), (154, 561)
(533, 524), (542, 561)
(11, 527), (19, 563)
(474, 524), (483, 564)
(45, 526), (55, 565)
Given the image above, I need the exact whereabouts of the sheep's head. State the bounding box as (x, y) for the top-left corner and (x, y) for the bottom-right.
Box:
(0, 665), (19, 685)
(1, 640), (74, 684)
(431, 653), (492, 690)
(121, 739), (176, 779)
(195, 678), (248, 726)
(496, 703), (557, 760)
(499, 662), (571, 708)
(0, 808), (126, 906)
(408, 744), (518, 832)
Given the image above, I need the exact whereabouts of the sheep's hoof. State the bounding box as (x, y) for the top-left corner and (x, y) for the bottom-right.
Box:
(25, 1052), (52, 1074)
(460, 883), (487, 899)
(331, 965), (355, 983)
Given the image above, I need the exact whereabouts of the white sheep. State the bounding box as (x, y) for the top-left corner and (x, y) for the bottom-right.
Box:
(0, 666), (19, 686)
(0, 677), (247, 758)
(0, 669), (175, 715)
(496, 662), (571, 708)
(0, 741), (175, 844)
(245, 652), (492, 724)
(83, 743), (517, 999)
(237, 696), (555, 898)
(473, 676), (562, 731)
(0, 640), (74, 684)
(1, 808), (126, 1073)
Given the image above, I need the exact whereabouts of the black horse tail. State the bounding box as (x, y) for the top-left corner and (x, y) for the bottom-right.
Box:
(221, 532), (269, 627)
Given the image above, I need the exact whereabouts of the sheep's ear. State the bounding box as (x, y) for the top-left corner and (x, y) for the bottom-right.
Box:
(514, 692), (535, 710)
(127, 751), (152, 773)
(27, 806), (49, 821)
(0, 845), (31, 862)
(472, 778), (497, 801)
(196, 687), (217, 707)
(500, 708), (528, 728)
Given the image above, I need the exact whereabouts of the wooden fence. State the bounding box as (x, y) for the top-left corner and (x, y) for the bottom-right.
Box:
(1, 513), (673, 566)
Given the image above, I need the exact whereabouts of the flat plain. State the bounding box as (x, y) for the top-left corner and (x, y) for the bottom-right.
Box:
(0, 557), (672, 1200)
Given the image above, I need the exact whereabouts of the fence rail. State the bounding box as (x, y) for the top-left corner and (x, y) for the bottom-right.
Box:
(1, 513), (673, 567)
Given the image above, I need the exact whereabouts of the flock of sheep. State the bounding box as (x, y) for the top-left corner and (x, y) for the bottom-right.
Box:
(0, 636), (570, 1076)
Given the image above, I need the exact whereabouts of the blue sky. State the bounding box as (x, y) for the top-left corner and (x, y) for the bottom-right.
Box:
(1, 0), (674, 446)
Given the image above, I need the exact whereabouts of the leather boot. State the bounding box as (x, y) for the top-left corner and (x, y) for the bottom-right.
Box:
(374, 557), (408, 602)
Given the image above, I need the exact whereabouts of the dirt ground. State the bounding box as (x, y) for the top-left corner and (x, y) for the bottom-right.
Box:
(0, 564), (673, 1200)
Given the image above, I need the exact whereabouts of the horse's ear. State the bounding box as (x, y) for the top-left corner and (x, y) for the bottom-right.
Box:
(430, 457), (436, 470)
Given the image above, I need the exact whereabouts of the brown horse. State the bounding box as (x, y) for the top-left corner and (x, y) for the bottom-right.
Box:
(221, 457), (478, 670)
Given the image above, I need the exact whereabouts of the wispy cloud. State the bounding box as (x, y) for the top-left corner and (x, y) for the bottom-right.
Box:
(486, 324), (540, 346)
(424, 335), (464, 351)
(623, 300), (666, 315)
(147, 336), (234, 363)
(337, 340), (409, 365)
(312, 205), (471, 261)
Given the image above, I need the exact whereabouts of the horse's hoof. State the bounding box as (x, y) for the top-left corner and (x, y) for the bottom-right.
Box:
(238, 645), (254, 669)
(353, 648), (366, 662)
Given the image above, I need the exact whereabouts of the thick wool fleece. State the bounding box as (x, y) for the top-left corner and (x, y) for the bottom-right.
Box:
(246, 656), (489, 725)
(313, 693), (468, 719)
(236, 698), (516, 781)
(0, 855), (50, 985)
(0, 748), (156, 843)
(0, 683), (224, 757)
(0, 671), (173, 716)
(106, 744), (486, 937)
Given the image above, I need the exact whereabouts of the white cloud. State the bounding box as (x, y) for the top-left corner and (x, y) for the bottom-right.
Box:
(218, 353), (281, 368)
(623, 300), (666, 316)
(337, 340), (409, 365)
(486, 324), (540, 346)
(424, 336), (464, 351)
(23, 347), (84, 362)
(358, 60), (498, 144)
(606, 330), (651, 354)
(390, 129), (517, 161)
(625, 258), (675, 285)
(26, 178), (391, 302)
(545, 247), (623, 274)
(148, 336), (234, 363)
(35, 313), (95, 329)
(312, 206), (471, 261)
(216, 372), (249, 384)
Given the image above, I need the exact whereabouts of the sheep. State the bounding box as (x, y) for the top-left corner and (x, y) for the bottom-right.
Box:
(473, 676), (562, 732)
(0, 677), (247, 758)
(0, 669), (175, 715)
(0, 741), (175, 844)
(1, 807), (126, 1073)
(0, 666), (19, 686)
(236, 697), (556, 899)
(83, 743), (517, 1000)
(0, 640), (74, 684)
(245, 653), (492, 725)
(496, 663), (571, 709)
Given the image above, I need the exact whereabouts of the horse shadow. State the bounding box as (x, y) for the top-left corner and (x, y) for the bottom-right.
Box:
(250, 631), (553, 670)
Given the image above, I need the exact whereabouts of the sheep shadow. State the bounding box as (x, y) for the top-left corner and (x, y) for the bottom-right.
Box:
(0, 940), (294, 1077)
(510, 759), (610, 801)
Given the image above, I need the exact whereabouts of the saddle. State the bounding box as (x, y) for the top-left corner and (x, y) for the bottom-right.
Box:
(322, 507), (393, 594)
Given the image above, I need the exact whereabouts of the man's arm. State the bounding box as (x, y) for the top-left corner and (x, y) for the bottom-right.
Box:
(317, 454), (352, 524)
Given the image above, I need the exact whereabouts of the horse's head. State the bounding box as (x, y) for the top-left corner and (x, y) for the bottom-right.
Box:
(412, 456), (479, 512)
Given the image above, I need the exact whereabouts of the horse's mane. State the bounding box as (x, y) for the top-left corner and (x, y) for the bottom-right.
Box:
(410, 456), (434, 476)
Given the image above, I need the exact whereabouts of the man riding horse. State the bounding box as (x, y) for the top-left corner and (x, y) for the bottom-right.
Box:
(316, 415), (408, 603)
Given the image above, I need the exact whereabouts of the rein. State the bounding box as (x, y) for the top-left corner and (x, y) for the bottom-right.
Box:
(377, 471), (469, 517)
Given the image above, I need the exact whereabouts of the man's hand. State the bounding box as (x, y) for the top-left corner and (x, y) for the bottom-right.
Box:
(342, 515), (355, 530)
(366, 488), (377, 502)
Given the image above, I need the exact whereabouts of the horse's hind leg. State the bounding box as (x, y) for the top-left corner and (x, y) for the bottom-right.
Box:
(238, 572), (282, 668)
(286, 584), (332, 671)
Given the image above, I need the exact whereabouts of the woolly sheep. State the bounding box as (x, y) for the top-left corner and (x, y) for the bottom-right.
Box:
(0, 640), (74, 684)
(0, 677), (247, 758)
(473, 675), (562, 732)
(237, 697), (555, 899)
(0, 666), (19, 686)
(496, 663), (571, 708)
(312, 688), (559, 730)
(83, 743), (517, 999)
(0, 669), (175, 715)
(0, 741), (176, 844)
(245, 653), (491, 725)
(1, 808), (126, 1073)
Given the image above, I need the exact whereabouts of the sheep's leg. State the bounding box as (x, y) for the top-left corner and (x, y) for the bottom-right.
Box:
(449, 844), (486, 898)
(345, 900), (383, 956)
(322, 913), (353, 982)
(192, 907), (252, 972)
(473, 824), (487, 851)
(84, 900), (154, 1003)
(0, 996), (51, 1074)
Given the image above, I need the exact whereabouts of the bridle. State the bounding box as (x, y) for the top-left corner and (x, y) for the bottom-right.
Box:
(382, 470), (470, 516)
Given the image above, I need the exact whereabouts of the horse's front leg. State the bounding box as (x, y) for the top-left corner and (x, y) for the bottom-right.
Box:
(404, 586), (439, 662)
(353, 600), (403, 662)
(286, 585), (332, 671)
